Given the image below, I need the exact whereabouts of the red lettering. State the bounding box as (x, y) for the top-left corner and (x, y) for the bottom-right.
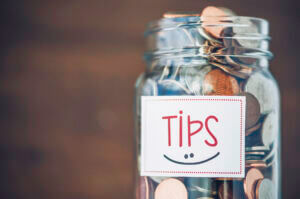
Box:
(205, 115), (218, 147)
(188, 115), (203, 147)
(179, 111), (183, 147)
(162, 115), (177, 146)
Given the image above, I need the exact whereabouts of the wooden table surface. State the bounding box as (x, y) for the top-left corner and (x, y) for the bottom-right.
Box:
(0, 0), (299, 198)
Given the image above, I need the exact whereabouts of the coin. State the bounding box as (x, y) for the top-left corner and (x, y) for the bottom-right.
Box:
(265, 151), (276, 167)
(203, 68), (240, 95)
(255, 179), (275, 199)
(136, 176), (154, 199)
(233, 47), (258, 66)
(155, 178), (188, 199)
(246, 146), (270, 152)
(245, 72), (278, 114)
(246, 160), (267, 168)
(261, 112), (278, 147)
(180, 65), (212, 95)
(201, 6), (230, 38)
(245, 122), (262, 136)
(185, 177), (217, 196)
(218, 182), (233, 199)
(243, 168), (264, 199)
(246, 151), (265, 156)
(232, 17), (259, 49)
(246, 153), (266, 161)
(225, 54), (254, 75)
(209, 61), (250, 79)
(209, 55), (228, 66)
(241, 92), (261, 130)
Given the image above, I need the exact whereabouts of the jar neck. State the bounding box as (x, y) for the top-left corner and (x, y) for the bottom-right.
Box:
(144, 16), (273, 72)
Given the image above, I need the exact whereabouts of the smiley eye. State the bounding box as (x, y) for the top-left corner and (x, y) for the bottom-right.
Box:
(184, 154), (188, 159)
(190, 153), (194, 158)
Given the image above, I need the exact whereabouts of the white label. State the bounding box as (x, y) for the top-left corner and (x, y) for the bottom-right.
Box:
(141, 96), (245, 178)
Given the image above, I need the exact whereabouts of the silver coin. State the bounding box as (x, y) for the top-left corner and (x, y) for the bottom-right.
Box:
(255, 179), (275, 199)
(185, 178), (217, 196)
(261, 112), (278, 147)
(180, 65), (212, 95)
(246, 146), (270, 152)
(189, 185), (217, 196)
(246, 151), (265, 156)
(265, 152), (276, 167)
(232, 18), (260, 49)
(245, 72), (278, 114)
(262, 145), (276, 167)
(219, 7), (236, 15)
(246, 151), (266, 160)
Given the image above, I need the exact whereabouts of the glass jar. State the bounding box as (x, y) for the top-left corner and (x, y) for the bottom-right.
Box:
(134, 14), (280, 199)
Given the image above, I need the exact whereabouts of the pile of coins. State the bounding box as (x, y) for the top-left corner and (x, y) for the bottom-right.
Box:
(136, 6), (279, 199)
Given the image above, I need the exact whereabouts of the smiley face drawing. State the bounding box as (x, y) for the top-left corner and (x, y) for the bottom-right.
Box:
(163, 151), (220, 165)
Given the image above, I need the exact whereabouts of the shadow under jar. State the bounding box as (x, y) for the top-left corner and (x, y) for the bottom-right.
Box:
(134, 15), (281, 199)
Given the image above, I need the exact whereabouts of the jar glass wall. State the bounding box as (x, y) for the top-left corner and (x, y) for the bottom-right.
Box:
(134, 14), (281, 199)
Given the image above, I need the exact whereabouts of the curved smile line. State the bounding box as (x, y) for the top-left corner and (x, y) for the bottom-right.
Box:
(163, 152), (220, 165)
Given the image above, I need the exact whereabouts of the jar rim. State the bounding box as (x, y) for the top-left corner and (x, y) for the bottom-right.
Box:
(145, 16), (269, 36)
(144, 15), (273, 62)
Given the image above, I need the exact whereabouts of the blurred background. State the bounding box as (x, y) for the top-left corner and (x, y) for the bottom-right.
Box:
(0, 0), (298, 198)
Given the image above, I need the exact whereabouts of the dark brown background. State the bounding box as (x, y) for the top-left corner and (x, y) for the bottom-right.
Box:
(0, 0), (298, 199)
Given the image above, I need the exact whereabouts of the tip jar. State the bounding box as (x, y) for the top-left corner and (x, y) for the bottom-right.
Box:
(134, 7), (281, 199)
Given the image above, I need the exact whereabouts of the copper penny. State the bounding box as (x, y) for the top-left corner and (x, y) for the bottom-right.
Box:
(155, 178), (188, 199)
(203, 69), (239, 95)
(201, 6), (230, 38)
(136, 176), (154, 199)
(243, 168), (264, 199)
(246, 160), (267, 168)
(241, 92), (261, 130)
